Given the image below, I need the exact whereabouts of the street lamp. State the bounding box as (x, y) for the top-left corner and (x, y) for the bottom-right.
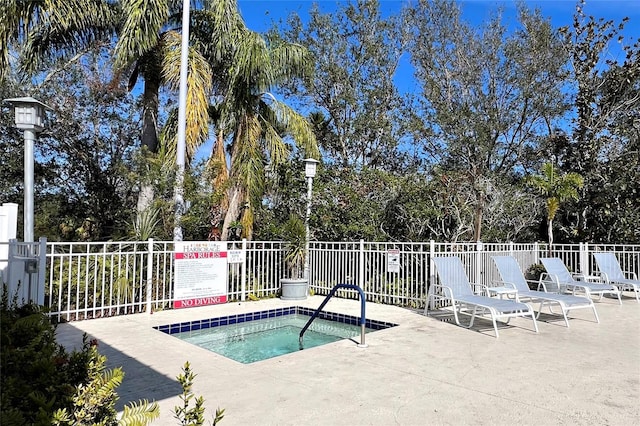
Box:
(303, 158), (319, 283)
(4, 96), (50, 242)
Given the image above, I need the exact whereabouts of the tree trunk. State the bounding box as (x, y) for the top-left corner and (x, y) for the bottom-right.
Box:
(221, 185), (243, 240)
(208, 130), (229, 240)
(547, 218), (554, 256)
(137, 76), (160, 212)
(472, 202), (483, 242)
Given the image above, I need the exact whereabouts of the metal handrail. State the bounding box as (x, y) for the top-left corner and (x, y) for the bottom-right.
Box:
(299, 283), (367, 348)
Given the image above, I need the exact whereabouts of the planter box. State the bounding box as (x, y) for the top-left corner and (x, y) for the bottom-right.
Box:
(280, 278), (308, 300)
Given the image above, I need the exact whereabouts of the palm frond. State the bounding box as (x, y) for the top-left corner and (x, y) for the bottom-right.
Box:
(114, 0), (169, 70)
(1, 0), (45, 80)
(4, 0), (119, 78)
(162, 30), (213, 163)
(231, 114), (264, 201)
(262, 96), (319, 158)
(267, 35), (311, 85)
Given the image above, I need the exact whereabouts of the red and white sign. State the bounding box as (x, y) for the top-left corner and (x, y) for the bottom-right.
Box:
(174, 242), (228, 309)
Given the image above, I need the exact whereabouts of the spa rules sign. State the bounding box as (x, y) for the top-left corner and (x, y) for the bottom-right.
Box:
(174, 241), (228, 308)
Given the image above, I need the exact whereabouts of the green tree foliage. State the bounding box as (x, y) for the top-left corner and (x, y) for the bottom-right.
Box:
(309, 167), (400, 241)
(407, 0), (570, 240)
(526, 162), (584, 251)
(558, 0), (640, 242)
(1, 48), (141, 241)
(281, 0), (411, 169)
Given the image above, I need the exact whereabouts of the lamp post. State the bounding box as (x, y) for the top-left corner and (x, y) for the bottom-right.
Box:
(303, 158), (319, 283)
(4, 96), (50, 242)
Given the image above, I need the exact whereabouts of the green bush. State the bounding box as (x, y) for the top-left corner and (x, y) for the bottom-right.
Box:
(1, 286), (92, 425)
(1, 285), (223, 425)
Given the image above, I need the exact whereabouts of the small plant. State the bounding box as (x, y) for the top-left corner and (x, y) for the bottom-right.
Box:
(281, 214), (307, 279)
(174, 362), (224, 426)
(525, 263), (546, 289)
(52, 342), (159, 425)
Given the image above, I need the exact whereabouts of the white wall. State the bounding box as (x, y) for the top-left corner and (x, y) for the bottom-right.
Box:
(0, 203), (18, 284)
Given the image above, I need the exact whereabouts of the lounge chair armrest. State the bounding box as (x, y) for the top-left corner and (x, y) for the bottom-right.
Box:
(428, 283), (454, 299)
(491, 280), (517, 290)
(538, 272), (562, 293)
(524, 279), (538, 289)
(624, 271), (638, 280)
(439, 285), (454, 299)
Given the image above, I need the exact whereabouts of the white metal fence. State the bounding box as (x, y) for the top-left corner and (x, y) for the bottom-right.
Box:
(13, 239), (638, 322)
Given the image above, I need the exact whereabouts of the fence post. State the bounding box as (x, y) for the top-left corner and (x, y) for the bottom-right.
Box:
(241, 238), (247, 301)
(36, 237), (46, 305)
(509, 241), (514, 256)
(428, 240), (435, 309)
(580, 242), (589, 275)
(534, 242), (540, 264)
(475, 240), (483, 289)
(358, 240), (365, 289)
(146, 238), (154, 313)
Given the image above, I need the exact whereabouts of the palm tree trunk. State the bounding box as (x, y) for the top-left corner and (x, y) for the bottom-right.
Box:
(221, 185), (243, 240)
(209, 130), (229, 240)
(137, 77), (160, 212)
(547, 218), (554, 256)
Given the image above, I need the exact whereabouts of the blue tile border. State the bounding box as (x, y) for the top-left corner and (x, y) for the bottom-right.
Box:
(154, 306), (398, 335)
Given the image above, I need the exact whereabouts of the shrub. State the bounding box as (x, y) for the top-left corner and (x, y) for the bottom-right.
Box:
(1, 285), (92, 425)
(1, 285), (223, 425)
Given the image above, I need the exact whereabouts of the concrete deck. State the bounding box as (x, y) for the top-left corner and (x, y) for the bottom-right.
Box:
(56, 295), (640, 425)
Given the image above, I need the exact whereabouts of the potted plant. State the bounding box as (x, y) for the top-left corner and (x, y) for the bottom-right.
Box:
(280, 214), (309, 300)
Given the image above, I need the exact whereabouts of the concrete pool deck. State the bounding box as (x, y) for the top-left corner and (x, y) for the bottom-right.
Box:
(56, 295), (640, 425)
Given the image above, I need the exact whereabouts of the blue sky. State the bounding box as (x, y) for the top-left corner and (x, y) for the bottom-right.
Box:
(235, 0), (639, 91)
(193, 1), (639, 161)
(237, 0), (640, 35)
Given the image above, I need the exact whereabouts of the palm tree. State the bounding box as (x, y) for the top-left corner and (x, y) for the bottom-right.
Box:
(1, 0), (119, 82)
(213, 29), (320, 240)
(526, 162), (584, 254)
(8, 1), (214, 215)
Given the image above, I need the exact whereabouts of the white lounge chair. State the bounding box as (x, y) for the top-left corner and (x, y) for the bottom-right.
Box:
(540, 258), (622, 304)
(426, 256), (538, 338)
(593, 252), (640, 303)
(492, 256), (599, 327)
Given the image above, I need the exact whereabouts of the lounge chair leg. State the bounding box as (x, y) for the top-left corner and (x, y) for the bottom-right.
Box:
(468, 305), (478, 328)
(561, 308), (569, 328)
(530, 310), (539, 333)
(592, 305), (600, 323)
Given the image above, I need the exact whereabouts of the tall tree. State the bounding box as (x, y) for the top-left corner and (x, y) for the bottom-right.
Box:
(526, 162), (584, 253)
(209, 27), (319, 240)
(407, 0), (570, 240)
(0, 0), (118, 83)
(558, 0), (640, 242)
(282, 0), (410, 169)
